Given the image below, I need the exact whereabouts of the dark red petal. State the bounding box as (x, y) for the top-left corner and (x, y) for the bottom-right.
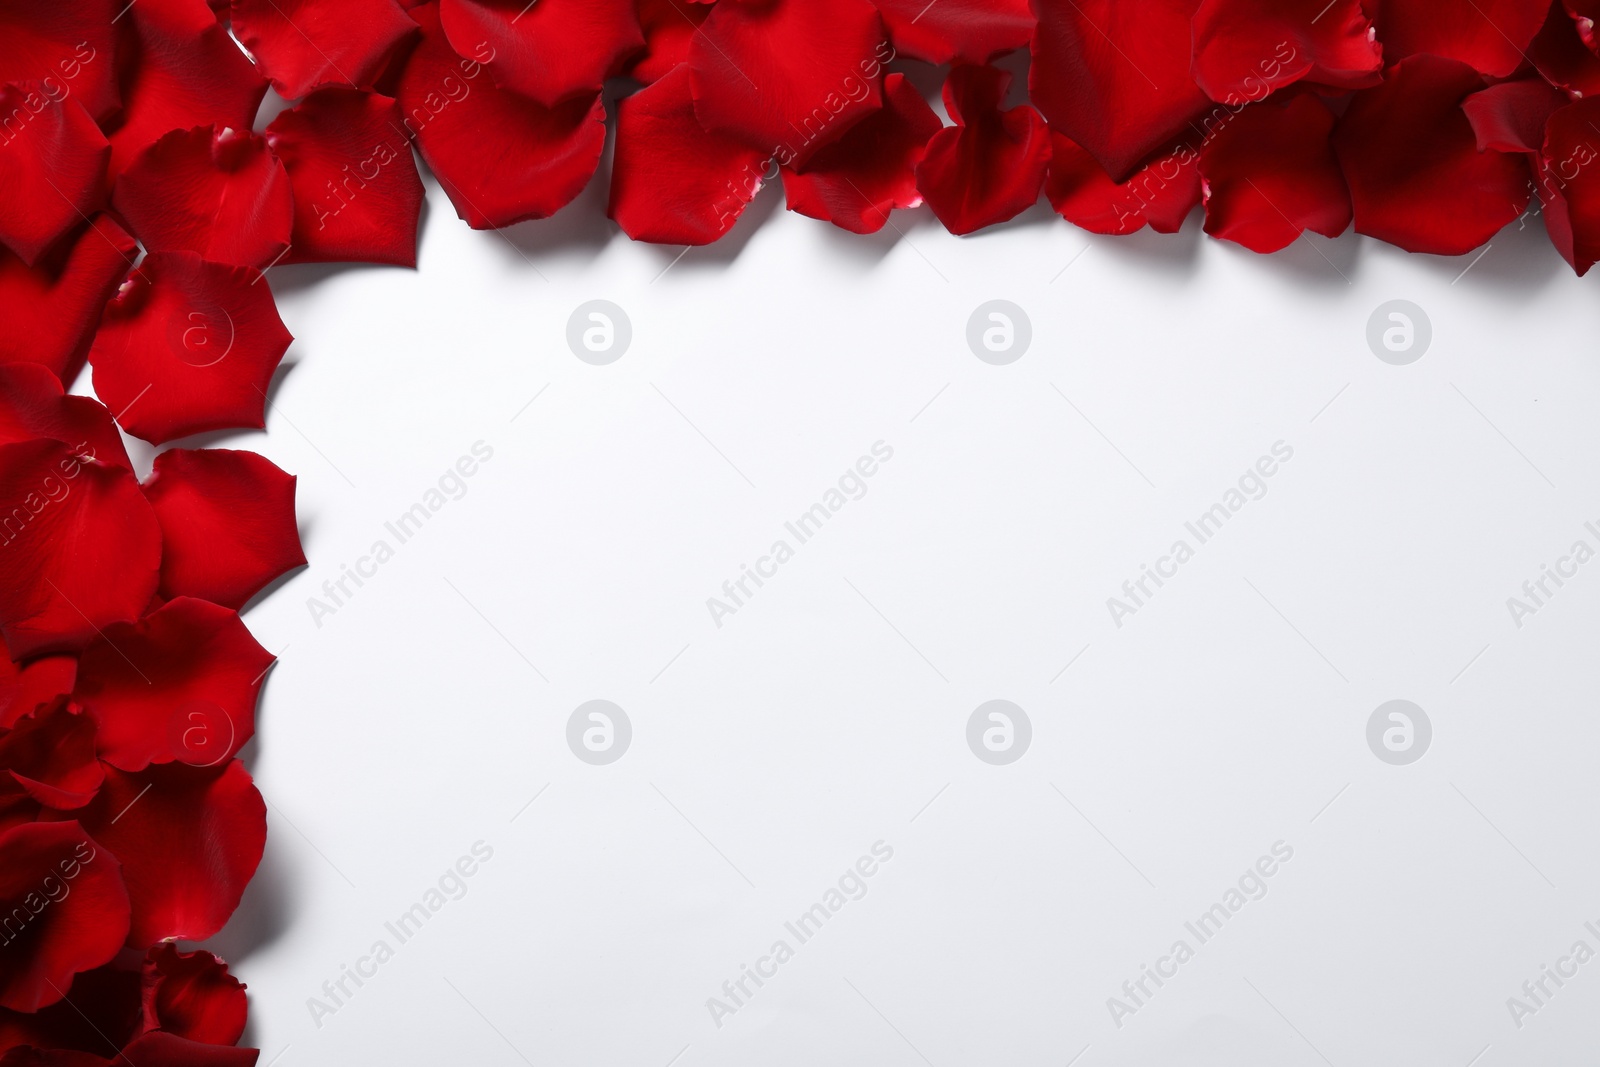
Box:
(1192, 0), (1381, 101)
(52, 762), (264, 948)
(915, 64), (1050, 235)
(264, 89), (423, 267)
(0, 700), (103, 810)
(609, 63), (770, 244)
(781, 72), (940, 234)
(396, 5), (606, 229)
(1332, 55), (1530, 255)
(1199, 94), (1350, 252)
(1046, 135), (1202, 234)
(231, 0), (418, 98)
(140, 945), (246, 1047)
(142, 450), (305, 610)
(0, 2), (119, 123)
(112, 127), (293, 270)
(1531, 0), (1600, 95)
(113, 1033), (257, 1067)
(631, 0), (714, 84)
(0, 964), (141, 1059)
(1031, 0), (1210, 180)
(0, 87), (109, 266)
(1371, 0), (1548, 77)
(690, 0), (889, 167)
(0, 364), (131, 472)
(0, 441), (160, 660)
(106, 0), (267, 175)
(0, 1052), (105, 1067)
(1463, 78), (1569, 153)
(0, 656), (76, 732)
(88, 251), (292, 445)
(1540, 96), (1600, 273)
(72, 598), (271, 772)
(0, 821), (129, 1012)
(0, 217), (135, 386)
(438, 0), (642, 106)
(873, 0), (1033, 65)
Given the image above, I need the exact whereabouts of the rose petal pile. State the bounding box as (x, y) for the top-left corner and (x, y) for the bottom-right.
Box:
(1, 0), (1594, 1055)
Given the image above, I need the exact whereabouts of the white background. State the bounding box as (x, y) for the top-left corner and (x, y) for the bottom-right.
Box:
(118, 160), (1600, 1066)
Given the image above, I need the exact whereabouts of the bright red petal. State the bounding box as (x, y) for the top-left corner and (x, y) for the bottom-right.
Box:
(690, 0), (889, 167)
(1463, 78), (1568, 154)
(1200, 94), (1350, 252)
(0, 86), (109, 266)
(0, 821), (129, 1012)
(631, 0), (714, 84)
(1192, 0), (1381, 101)
(438, 0), (641, 106)
(88, 251), (292, 445)
(0, 364), (131, 472)
(1332, 55), (1530, 255)
(53, 762), (264, 948)
(73, 598), (271, 772)
(0, 699), (103, 810)
(231, 0), (418, 98)
(781, 72), (940, 234)
(1540, 96), (1600, 273)
(0, 441), (160, 660)
(112, 126), (293, 270)
(1531, 0), (1600, 96)
(0, 2), (119, 123)
(140, 945), (246, 1047)
(1031, 0), (1210, 180)
(915, 64), (1050, 235)
(105, 0), (266, 175)
(873, 0), (1033, 65)
(1370, 0), (1548, 77)
(264, 89), (423, 267)
(142, 449), (305, 610)
(609, 63), (770, 244)
(396, 5), (606, 229)
(0, 656), (76, 732)
(1046, 135), (1200, 234)
(114, 1033), (258, 1066)
(0, 217), (135, 386)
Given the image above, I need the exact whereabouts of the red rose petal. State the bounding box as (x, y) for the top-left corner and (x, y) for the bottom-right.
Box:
(114, 1033), (258, 1067)
(0, 1052), (106, 1066)
(231, 0), (419, 99)
(0, 86), (109, 266)
(142, 449), (306, 610)
(1332, 55), (1531, 255)
(264, 89), (423, 267)
(1031, 0), (1210, 180)
(1046, 135), (1201, 235)
(0, 656), (76, 732)
(1463, 78), (1569, 154)
(438, 0), (642, 107)
(0, 2), (118, 123)
(631, 0), (714, 85)
(781, 72), (940, 234)
(140, 945), (246, 1047)
(112, 126), (293, 270)
(873, 0), (1033, 65)
(1540, 96), (1600, 273)
(609, 63), (770, 244)
(1200, 94), (1350, 252)
(105, 0), (267, 176)
(72, 597), (272, 772)
(0, 821), (129, 1012)
(0, 440), (160, 660)
(88, 251), (292, 445)
(0, 965), (141, 1059)
(0, 364), (131, 472)
(1531, 0), (1600, 96)
(396, 5), (606, 229)
(1371, 0), (1549, 77)
(1192, 0), (1381, 102)
(690, 0), (889, 167)
(0, 216), (135, 387)
(0, 699), (103, 810)
(53, 762), (264, 948)
(915, 64), (1050, 235)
